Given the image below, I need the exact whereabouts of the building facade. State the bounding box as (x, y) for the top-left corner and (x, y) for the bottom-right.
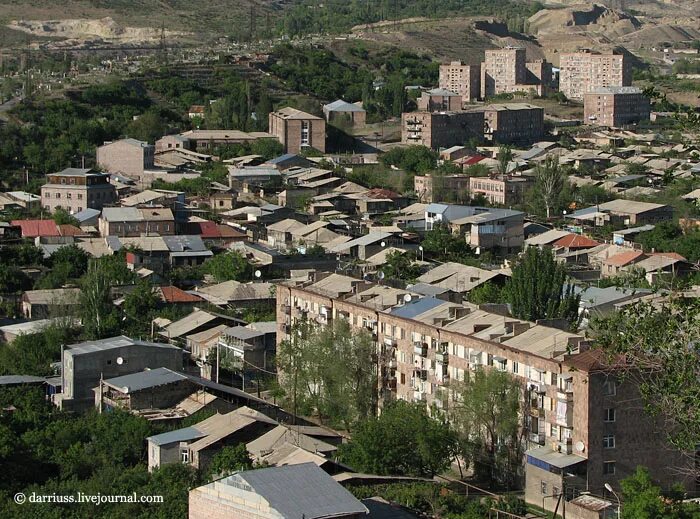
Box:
(41, 168), (117, 214)
(583, 87), (651, 127)
(439, 61), (481, 101)
(268, 107), (326, 154)
(96, 138), (155, 180)
(416, 88), (464, 112)
(469, 175), (529, 206)
(402, 111), (484, 149)
(414, 173), (471, 203)
(481, 47), (527, 97)
(276, 274), (695, 512)
(559, 52), (631, 101)
(484, 104), (545, 145)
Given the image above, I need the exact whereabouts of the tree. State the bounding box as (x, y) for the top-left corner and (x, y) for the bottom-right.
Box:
(0, 266), (32, 293)
(276, 320), (377, 430)
(79, 259), (123, 339)
(203, 251), (252, 282)
(420, 225), (474, 263)
(504, 247), (580, 326)
(381, 251), (421, 282)
(208, 444), (253, 478)
(533, 156), (565, 219)
(339, 400), (457, 477)
(47, 244), (90, 280)
(467, 281), (503, 305)
(449, 368), (523, 488)
(51, 208), (80, 226)
(123, 280), (159, 338)
(496, 146), (513, 176)
(618, 466), (700, 518)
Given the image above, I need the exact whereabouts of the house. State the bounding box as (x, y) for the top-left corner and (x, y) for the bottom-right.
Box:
(120, 189), (185, 210)
(11, 219), (61, 239)
(575, 286), (651, 327)
(41, 168), (117, 215)
(551, 234), (601, 252)
(99, 207), (176, 237)
(21, 288), (81, 319)
(246, 425), (339, 471)
(188, 463), (368, 519)
(158, 309), (245, 343)
(156, 130), (276, 154)
(53, 335), (183, 412)
(416, 262), (509, 296)
(0, 191), (40, 212)
(416, 88), (463, 112)
(328, 231), (398, 260)
(265, 153), (315, 171)
(468, 175), (529, 206)
(323, 100), (366, 127)
(216, 322), (277, 388)
(567, 200), (673, 227)
(96, 138), (155, 180)
(186, 324), (229, 375)
(266, 218), (306, 248)
(192, 280), (276, 309)
(185, 219), (247, 247)
(146, 407), (277, 472)
(600, 250), (646, 278)
(268, 107), (326, 154)
(188, 105), (206, 119)
(228, 166), (282, 188)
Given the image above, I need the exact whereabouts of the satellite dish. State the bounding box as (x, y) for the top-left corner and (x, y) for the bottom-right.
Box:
(403, 294), (412, 303)
(575, 441), (585, 453)
(254, 270), (262, 278)
(377, 272), (385, 280)
(116, 357), (124, 365)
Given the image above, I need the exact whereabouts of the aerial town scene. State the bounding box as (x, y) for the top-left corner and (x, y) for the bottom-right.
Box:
(0, 0), (699, 517)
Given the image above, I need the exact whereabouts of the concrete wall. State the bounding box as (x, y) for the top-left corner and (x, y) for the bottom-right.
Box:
(97, 141), (154, 179)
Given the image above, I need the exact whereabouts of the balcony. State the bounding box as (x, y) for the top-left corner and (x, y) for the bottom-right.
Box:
(387, 377), (397, 390)
(388, 358), (398, 369)
(552, 437), (573, 455)
(529, 432), (546, 445)
(435, 351), (449, 364)
(280, 304), (291, 315)
(414, 368), (428, 381)
(555, 406), (574, 428)
(413, 342), (428, 357)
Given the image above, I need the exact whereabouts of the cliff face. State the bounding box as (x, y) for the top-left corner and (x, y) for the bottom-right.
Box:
(527, 3), (641, 36)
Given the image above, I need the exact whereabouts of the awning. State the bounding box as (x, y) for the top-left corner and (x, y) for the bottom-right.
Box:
(526, 446), (586, 470)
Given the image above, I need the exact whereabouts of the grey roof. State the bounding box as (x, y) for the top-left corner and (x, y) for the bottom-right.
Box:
(147, 426), (206, 446)
(613, 224), (655, 235)
(390, 297), (446, 319)
(0, 375), (46, 386)
(324, 99), (366, 112)
(222, 326), (266, 341)
(231, 463), (368, 518)
(73, 208), (101, 223)
(589, 86), (643, 95)
(575, 286), (651, 309)
(161, 235), (208, 252)
(101, 207), (142, 222)
(425, 88), (460, 97)
(53, 167), (98, 177)
(103, 367), (187, 393)
(66, 335), (180, 356)
(328, 231), (392, 253)
(408, 283), (451, 296)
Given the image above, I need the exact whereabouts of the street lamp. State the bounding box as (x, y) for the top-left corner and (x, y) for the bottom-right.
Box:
(604, 483), (621, 518)
(418, 245), (424, 262)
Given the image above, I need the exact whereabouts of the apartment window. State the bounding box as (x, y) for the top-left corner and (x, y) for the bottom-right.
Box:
(603, 461), (616, 475)
(512, 361), (519, 374)
(551, 425), (559, 439)
(180, 449), (190, 463)
(67, 193), (71, 199)
(61, 178), (66, 184)
(55, 193), (61, 199)
(541, 481), (548, 495)
(603, 379), (617, 396)
(603, 435), (616, 449)
(551, 373), (558, 386)
(301, 121), (310, 145)
(604, 408), (616, 423)
(77, 194), (83, 200)
(77, 207), (82, 212)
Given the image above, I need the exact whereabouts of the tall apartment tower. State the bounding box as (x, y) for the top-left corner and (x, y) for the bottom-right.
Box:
(559, 51), (631, 100)
(439, 61), (481, 101)
(481, 47), (527, 97)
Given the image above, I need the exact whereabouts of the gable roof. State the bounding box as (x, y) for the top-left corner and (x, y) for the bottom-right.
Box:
(603, 250), (645, 267)
(11, 219), (60, 237)
(324, 99), (365, 112)
(158, 286), (204, 304)
(67, 335), (180, 356)
(552, 234), (600, 249)
(273, 107), (323, 120)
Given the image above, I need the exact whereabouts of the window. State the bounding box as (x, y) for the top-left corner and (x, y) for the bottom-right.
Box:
(77, 194), (83, 200)
(603, 461), (616, 475)
(603, 435), (616, 449)
(67, 193), (71, 199)
(301, 120), (310, 145)
(603, 379), (616, 396)
(512, 361), (519, 374)
(551, 373), (558, 386)
(541, 481), (548, 495)
(604, 408), (616, 423)
(551, 425), (559, 439)
(55, 193), (61, 199)
(180, 449), (190, 463)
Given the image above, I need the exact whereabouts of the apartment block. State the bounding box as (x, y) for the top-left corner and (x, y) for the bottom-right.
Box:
(414, 173), (471, 203)
(439, 61), (481, 101)
(96, 138), (155, 180)
(416, 88), (463, 112)
(268, 107), (326, 154)
(481, 47), (527, 97)
(155, 130), (276, 153)
(484, 103), (544, 145)
(469, 175), (529, 206)
(559, 51), (631, 100)
(525, 60), (553, 95)
(276, 273), (694, 511)
(98, 207), (176, 237)
(583, 87), (651, 127)
(402, 111), (484, 149)
(40, 168), (117, 214)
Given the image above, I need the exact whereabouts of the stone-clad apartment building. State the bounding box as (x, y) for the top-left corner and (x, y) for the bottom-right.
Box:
(276, 273), (695, 515)
(439, 61), (481, 101)
(268, 107), (326, 154)
(559, 51), (631, 101)
(583, 86), (651, 127)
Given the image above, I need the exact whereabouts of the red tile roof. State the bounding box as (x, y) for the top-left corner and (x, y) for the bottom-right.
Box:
(603, 250), (645, 267)
(364, 188), (401, 200)
(186, 220), (247, 240)
(158, 286), (203, 304)
(57, 224), (84, 237)
(11, 219), (60, 238)
(461, 155), (486, 166)
(552, 234), (600, 249)
(650, 251), (687, 262)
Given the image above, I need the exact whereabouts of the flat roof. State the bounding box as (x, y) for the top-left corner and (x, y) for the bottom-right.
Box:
(103, 367), (187, 393)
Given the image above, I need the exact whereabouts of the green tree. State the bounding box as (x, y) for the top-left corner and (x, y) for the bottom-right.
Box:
(123, 280), (160, 338)
(203, 251), (253, 282)
(449, 368), (523, 488)
(51, 208), (80, 226)
(504, 247), (580, 325)
(533, 156), (565, 219)
(496, 146), (513, 176)
(467, 281), (503, 305)
(79, 259), (123, 339)
(381, 251), (421, 282)
(47, 244), (90, 280)
(339, 400), (456, 477)
(208, 444), (254, 478)
(420, 225), (474, 263)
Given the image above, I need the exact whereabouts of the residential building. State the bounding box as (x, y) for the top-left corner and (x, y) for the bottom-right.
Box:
(21, 288), (81, 319)
(98, 207), (175, 237)
(525, 60), (553, 94)
(583, 87), (651, 127)
(483, 104), (544, 145)
(322, 100), (366, 127)
(54, 336), (183, 412)
(147, 407), (277, 472)
(188, 463), (368, 519)
(567, 200), (673, 227)
(156, 130), (276, 154)
(277, 276), (695, 511)
(559, 51), (631, 100)
(415, 173), (471, 203)
(402, 111), (484, 149)
(469, 175), (529, 205)
(96, 138), (155, 179)
(416, 88), (463, 112)
(188, 105), (205, 119)
(439, 61), (481, 101)
(268, 107), (326, 154)
(216, 322), (277, 389)
(481, 47), (527, 97)
(0, 191), (40, 212)
(120, 189), (185, 210)
(41, 168), (116, 214)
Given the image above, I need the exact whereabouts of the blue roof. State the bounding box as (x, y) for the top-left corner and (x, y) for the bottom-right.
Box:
(147, 426), (206, 446)
(73, 208), (101, 223)
(389, 297), (446, 319)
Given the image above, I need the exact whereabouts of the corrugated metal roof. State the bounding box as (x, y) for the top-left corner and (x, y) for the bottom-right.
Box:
(103, 367), (186, 393)
(389, 297), (445, 319)
(147, 426), (206, 446)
